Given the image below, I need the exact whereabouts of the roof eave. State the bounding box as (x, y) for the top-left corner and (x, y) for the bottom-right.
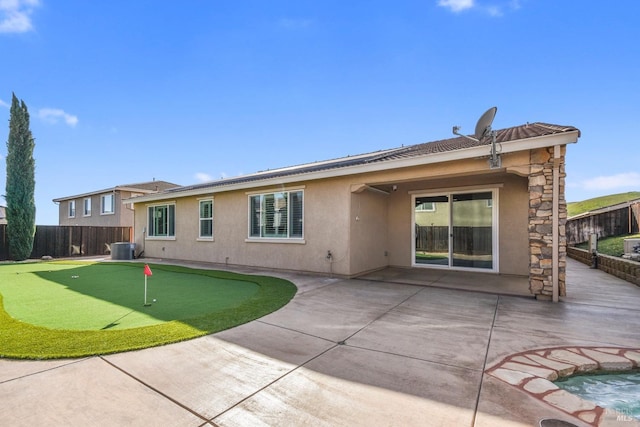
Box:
(53, 187), (159, 203)
(124, 130), (580, 205)
(499, 129), (580, 154)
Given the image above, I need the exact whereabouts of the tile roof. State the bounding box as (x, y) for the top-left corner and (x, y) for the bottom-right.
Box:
(381, 122), (580, 159)
(53, 180), (181, 202)
(115, 181), (180, 192)
(166, 122), (579, 194)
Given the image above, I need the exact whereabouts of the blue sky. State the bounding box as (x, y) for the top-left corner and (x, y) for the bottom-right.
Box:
(1, 0), (639, 224)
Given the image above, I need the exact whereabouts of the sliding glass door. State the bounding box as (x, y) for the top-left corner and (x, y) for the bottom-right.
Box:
(413, 190), (496, 271)
(451, 192), (493, 269)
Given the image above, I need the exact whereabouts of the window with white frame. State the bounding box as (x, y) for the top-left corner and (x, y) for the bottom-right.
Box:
(68, 200), (76, 218)
(83, 198), (91, 216)
(101, 194), (115, 214)
(199, 199), (213, 239)
(249, 190), (303, 239)
(147, 204), (175, 237)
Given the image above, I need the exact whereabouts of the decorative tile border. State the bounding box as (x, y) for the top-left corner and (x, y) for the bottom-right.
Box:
(486, 347), (640, 426)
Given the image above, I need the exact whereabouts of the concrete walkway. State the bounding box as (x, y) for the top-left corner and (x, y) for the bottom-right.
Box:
(1, 259), (639, 426)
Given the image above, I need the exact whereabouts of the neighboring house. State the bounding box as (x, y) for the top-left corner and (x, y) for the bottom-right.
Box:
(125, 122), (580, 301)
(53, 181), (180, 227)
(0, 205), (6, 225)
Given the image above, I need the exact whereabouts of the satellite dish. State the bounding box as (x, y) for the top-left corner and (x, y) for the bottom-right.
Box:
(451, 106), (501, 169)
(474, 106), (497, 140)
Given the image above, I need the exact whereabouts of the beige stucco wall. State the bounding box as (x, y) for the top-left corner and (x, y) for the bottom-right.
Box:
(499, 174), (530, 275)
(348, 189), (390, 275)
(57, 191), (135, 227)
(133, 150), (533, 277)
(136, 179), (355, 276)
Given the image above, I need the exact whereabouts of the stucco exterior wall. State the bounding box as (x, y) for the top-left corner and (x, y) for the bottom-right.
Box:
(136, 179), (355, 276)
(348, 189), (390, 275)
(57, 190), (135, 227)
(499, 174), (530, 275)
(134, 158), (532, 277)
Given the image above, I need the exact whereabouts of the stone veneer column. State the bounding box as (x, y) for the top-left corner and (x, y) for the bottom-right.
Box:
(528, 146), (567, 299)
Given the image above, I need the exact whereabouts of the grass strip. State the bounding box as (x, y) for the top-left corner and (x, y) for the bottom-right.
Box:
(574, 233), (640, 257)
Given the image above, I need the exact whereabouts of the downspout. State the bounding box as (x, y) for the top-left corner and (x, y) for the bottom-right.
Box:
(552, 145), (561, 303)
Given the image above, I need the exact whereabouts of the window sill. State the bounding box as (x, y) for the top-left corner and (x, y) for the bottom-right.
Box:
(197, 237), (214, 242)
(244, 238), (305, 244)
(145, 236), (176, 241)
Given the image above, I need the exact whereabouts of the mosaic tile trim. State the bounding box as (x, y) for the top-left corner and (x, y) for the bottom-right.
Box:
(486, 347), (640, 426)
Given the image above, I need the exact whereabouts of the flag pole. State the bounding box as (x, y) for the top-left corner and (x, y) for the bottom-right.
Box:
(144, 274), (149, 306)
(143, 264), (152, 306)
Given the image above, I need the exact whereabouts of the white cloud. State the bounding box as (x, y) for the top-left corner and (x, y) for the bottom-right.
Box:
(487, 6), (503, 16)
(509, 0), (522, 10)
(438, 0), (474, 13)
(0, 98), (9, 108)
(581, 172), (640, 191)
(438, 0), (524, 16)
(0, 0), (40, 34)
(38, 108), (79, 127)
(195, 172), (213, 183)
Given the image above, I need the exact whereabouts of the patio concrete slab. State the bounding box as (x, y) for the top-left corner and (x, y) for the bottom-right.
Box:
(258, 278), (422, 342)
(360, 266), (531, 297)
(215, 345), (480, 426)
(0, 356), (203, 426)
(562, 258), (640, 308)
(104, 322), (335, 420)
(493, 295), (640, 346)
(213, 318), (336, 365)
(360, 265), (448, 285)
(0, 357), (81, 383)
(347, 287), (498, 369)
(397, 286), (499, 321)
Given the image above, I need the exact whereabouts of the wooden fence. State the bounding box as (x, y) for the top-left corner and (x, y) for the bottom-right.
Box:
(0, 225), (132, 261)
(415, 226), (492, 255)
(566, 202), (640, 245)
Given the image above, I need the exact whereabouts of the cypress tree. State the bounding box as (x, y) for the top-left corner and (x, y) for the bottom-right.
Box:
(5, 93), (36, 260)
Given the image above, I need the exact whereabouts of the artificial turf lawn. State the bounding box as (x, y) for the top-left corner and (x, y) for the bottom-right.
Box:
(0, 261), (297, 359)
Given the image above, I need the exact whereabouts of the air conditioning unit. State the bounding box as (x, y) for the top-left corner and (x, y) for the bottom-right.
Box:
(623, 238), (640, 255)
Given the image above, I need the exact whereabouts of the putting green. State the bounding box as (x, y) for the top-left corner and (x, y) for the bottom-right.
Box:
(0, 261), (297, 359)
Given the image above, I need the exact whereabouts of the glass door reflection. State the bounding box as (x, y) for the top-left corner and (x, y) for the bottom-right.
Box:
(414, 195), (450, 266)
(451, 192), (493, 269)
